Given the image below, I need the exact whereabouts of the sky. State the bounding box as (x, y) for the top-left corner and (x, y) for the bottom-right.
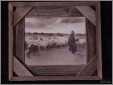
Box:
(25, 17), (86, 34)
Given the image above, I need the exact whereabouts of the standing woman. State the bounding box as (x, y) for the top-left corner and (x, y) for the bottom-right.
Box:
(68, 30), (77, 54)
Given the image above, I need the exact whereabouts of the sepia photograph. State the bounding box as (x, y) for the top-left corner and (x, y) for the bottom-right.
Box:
(25, 17), (87, 65)
(6, 1), (103, 81)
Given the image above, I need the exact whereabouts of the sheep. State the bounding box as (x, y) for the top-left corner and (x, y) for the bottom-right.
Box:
(27, 44), (40, 58)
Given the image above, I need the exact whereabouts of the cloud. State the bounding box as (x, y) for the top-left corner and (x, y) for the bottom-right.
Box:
(25, 17), (86, 34)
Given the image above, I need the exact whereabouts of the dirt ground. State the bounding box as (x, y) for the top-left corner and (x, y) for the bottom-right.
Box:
(25, 45), (87, 65)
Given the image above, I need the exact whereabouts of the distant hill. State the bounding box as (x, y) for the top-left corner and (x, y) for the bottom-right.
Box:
(25, 32), (86, 37)
(26, 32), (69, 36)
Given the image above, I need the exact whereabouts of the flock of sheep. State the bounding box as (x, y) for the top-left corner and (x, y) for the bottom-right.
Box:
(25, 34), (86, 58)
(25, 35), (69, 58)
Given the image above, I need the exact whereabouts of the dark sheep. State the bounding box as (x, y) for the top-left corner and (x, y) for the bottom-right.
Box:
(27, 44), (39, 58)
